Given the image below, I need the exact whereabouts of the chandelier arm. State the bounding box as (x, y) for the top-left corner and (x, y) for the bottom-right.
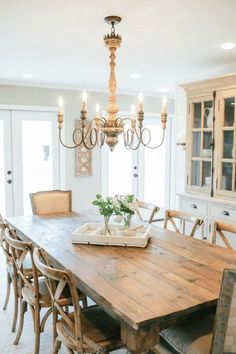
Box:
(141, 128), (166, 149)
(72, 128), (87, 147)
(59, 128), (80, 149)
(123, 128), (142, 150)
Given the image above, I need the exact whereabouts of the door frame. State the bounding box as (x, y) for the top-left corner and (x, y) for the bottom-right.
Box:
(0, 104), (63, 216)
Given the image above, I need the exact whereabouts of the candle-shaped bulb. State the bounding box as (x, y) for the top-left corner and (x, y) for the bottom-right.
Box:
(58, 96), (64, 115)
(162, 96), (167, 114)
(138, 93), (144, 112)
(131, 104), (136, 129)
(131, 104), (136, 115)
(81, 90), (88, 111)
(95, 103), (101, 119)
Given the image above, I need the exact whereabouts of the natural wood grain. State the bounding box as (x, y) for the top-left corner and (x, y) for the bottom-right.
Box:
(6, 211), (236, 353)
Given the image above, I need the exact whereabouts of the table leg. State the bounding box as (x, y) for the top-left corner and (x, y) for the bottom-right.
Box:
(121, 320), (160, 353)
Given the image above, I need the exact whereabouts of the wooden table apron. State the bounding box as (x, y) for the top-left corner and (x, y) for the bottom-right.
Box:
(6, 212), (236, 353)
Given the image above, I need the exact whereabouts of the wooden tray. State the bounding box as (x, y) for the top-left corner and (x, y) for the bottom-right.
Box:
(71, 223), (151, 248)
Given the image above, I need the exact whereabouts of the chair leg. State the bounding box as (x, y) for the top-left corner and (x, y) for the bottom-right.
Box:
(82, 297), (88, 308)
(34, 307), (41, 354)
(3, 272), (11, 310)
(66, 347), (74, 354)
(11, 275), (19, 332)
(53, 337), (61, 354)
(14, 299), (27, 345)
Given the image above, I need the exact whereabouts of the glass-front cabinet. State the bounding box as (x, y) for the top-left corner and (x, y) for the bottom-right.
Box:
(216, 89), (236, 198)
(187, 96), (214, 193)
(186, 80), (236, 200)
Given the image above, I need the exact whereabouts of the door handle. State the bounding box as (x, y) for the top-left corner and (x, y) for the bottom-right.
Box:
(6, 179), (12, 184)
(133, 174), (138, 177)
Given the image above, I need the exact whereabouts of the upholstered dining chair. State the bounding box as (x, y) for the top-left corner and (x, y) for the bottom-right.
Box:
(164, 209), (203, 238)
(136, 200), (160, 224)
(4, 228), (87, 354)
(153, 268), (236, 354)
(212, 220), (236, 250)
(33, 247), (125, 354)
(30, 190), (72, 215)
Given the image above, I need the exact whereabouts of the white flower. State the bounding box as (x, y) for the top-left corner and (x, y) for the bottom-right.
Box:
(129, 202), (138, 211)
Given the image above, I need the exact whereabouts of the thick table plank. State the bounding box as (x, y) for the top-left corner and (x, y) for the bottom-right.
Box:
(6, 211), (236, 353)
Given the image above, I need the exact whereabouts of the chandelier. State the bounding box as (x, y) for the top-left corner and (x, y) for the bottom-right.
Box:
(57, 16), (168, 151)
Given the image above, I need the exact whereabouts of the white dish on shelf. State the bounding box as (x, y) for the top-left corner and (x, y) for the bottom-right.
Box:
(71, 223), (152, 247)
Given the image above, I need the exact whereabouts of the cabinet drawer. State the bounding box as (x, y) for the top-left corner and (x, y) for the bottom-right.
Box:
(181, 199), (207, 215)
(209, 204), (236, 222)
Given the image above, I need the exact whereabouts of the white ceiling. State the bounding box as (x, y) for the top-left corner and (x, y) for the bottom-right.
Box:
(0, 0), (236, 95)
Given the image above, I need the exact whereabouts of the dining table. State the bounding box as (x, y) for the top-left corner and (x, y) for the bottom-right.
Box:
(6, 211), (236, 353)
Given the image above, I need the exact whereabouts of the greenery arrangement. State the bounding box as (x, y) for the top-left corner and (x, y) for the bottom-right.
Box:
(92, 194), (138, 231)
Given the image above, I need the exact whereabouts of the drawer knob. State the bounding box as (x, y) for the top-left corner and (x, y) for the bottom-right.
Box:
(191, 204), (197, 209)
(221, 210), (230, 216)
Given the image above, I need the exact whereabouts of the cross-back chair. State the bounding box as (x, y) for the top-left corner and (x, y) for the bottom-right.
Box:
(4, 228), (86, 354)
(136, 200), (160, 224)
(30, 190), (72, 215)
(164, 209), (203, 238)
(212, 220), (236, 250)
(154, 268), (236, 354)
(33, 247), (124, 354)
(0, 216), (21, 332)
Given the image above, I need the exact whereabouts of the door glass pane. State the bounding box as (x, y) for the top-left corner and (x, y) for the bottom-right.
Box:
(0, 121), (6, 215)
(193, 102), (201, 128)
(202, 161), (211, 187)
(144, 125), (166, 210)
(192, 132), (201, 157)
(22, 121), (54, 215)
(203, 132), (212, 158)
(191, 160), (200, 186)
(224, 97), (235, 127)
(222, 162), (233, 191)
(108, 143), (133, 196)
(223, 131), (234, 158)
(204, 101), (213, 128)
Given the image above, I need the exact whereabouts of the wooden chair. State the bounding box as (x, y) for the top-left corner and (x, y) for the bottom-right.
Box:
(33, 247), (125, 354)
(136, 200), (160, 224)
(0, 216), (21, 332)
(164, 209), (203, 238)
(4, 229), (87, 354)
(212, 220), (236, 250)
(30, 190), (72, 215)
(153, 268), (236, 354)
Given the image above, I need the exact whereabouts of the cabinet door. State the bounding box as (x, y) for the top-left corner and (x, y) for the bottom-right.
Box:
(215, 89), (236, 198)
(187, 96), (214, 194)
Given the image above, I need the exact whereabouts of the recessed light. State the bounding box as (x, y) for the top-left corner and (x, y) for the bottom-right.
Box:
(159, 88), (168, 93)
(23, 72), (33, 79)
(129, 73), (141, 79)
(221, 42), (236, 50)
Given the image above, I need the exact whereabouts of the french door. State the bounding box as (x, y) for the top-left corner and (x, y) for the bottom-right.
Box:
(0, 108), (60, 217)
(102, 117), (172, 219)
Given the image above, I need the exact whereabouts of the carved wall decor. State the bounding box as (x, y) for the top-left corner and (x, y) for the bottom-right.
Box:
(75, 119), (92, 176)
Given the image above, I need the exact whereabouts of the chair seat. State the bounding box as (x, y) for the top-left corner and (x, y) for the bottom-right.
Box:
(156, 314), (214, 354)
(22, 277), (86, 308)
(56, 305), (123, 352)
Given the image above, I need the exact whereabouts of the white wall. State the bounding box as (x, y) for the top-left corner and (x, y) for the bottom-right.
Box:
(0, 84), (175, 211)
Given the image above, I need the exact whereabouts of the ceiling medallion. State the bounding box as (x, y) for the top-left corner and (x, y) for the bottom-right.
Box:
(58, 16), (168, 151)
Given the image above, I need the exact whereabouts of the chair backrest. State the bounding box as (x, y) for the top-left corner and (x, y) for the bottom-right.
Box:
(212, 221), (236, 250)
(30, 190), (72, 215)
(4, 228), (39, 304)
(164, 209), (203, 237)
(33, 247), (101, 354)
(211, 268), (236, 353)
(136, 200), (160, 224)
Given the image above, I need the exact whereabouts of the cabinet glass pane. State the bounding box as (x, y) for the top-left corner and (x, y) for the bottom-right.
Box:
(203, 132), (212, 158)
(193, 102), (201, 128)
(223, 130), (234, 158)
(202, 161), (211, 187)
(191, 160), (200, 186)
(204, 101), (213, 128)
(224, 97), (235, 127)
(221, 162), (233, 191)
(192, 132), (201, 157)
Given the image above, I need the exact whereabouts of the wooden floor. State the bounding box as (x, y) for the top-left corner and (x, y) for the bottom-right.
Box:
(0, 250), (126, 354)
